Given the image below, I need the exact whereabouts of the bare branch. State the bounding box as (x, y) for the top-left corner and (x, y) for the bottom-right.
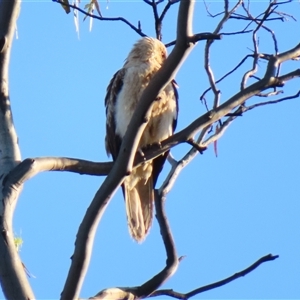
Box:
(240, 3), (261, 89)
(274, 10), (296, 21)
(149, 254), (279, 299)
(148, 0), (162, 40)
(256, 90), (283, 97)
(144, 0), (164, 6)
(165, 32), (221, 48)
(201, 116), (235, 148)
(137, 191), (179, 297)
(244, 2), (280, 54)
(167, 152), (177, 167)
(277, 42), (300, 63)
(221, 29), (252, 35)
(245, 90), (300, 112)
(230, 14), (285, 22)
(53, 0), (147, 37)
(143, 0), (167, 40)
(204, 0), (243, 109)
(160, 0), (180, 24)
(4, 157), (113, 184)
(239, 1), (291, 89)
(278, 68), (300, 82)
(158, 153), (193, 197)
(200, 54), (254, 101)
(157, 123), (210, 198)
(203, 0), (223, 18)
(0, 0), (35, 298)
(186, 139), (206, 154)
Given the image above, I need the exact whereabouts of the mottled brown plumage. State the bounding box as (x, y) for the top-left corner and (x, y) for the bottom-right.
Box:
(105, 37), (178, 242)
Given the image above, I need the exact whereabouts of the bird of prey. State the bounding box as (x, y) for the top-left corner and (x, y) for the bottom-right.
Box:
(105, 37), (178, 242)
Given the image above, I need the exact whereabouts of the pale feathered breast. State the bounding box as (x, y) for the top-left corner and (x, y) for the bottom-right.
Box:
(105, 67), (178, 158)
(105, 37), (178, 187)
(114, 64), (177, 148)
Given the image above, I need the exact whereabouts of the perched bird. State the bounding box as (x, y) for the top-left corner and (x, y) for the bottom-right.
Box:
(105, 37), (178, 242)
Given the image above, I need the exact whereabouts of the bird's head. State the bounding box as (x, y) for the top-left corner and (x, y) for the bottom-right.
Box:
(125, 37), (167, 67)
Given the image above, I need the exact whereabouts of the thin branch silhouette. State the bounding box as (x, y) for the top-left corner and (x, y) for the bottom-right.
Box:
(149, 254), (279, 299)
(53, 0), (147, 37)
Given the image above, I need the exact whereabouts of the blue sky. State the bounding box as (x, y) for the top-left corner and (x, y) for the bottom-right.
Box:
(3, 0), (300, 298)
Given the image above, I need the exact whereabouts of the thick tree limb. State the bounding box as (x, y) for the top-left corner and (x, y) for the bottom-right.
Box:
(0, 0), (36, 299)
(4, 157), (113, 182)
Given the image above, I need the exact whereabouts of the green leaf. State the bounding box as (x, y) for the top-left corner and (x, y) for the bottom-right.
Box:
(14, 236), (23, 252)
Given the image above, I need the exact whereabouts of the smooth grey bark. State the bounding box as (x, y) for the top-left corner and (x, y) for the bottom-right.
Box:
(0, 0), (35, 298)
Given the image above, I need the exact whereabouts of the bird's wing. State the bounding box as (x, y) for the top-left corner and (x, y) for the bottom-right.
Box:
(105, 67), (154, 242)
(104, 68), (126, 160)
(171, 79), (179, 132)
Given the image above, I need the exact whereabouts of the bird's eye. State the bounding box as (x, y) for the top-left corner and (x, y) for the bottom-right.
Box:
(162, 51), (166, 59)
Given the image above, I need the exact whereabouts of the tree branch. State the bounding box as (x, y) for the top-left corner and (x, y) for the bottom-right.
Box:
(137, 190), (178, 297)
(165, 33), (221, 48)
(203, 0), (243, 110)
(4, 157), (113, 182)
(200, 54), (254, 101)
(149, 254), (279, 299)
(147, 0), (161, 40)
(0, 0), (36, 298)
(160, 0), (180, 24)
(53, 0), (147, 38)
(244, 90), (300, 112)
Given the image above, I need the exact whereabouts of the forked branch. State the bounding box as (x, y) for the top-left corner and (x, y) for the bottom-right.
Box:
(90, 191), (179, 300)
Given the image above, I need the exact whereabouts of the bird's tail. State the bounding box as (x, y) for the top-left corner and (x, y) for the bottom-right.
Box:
(124, 166), (154, 242)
